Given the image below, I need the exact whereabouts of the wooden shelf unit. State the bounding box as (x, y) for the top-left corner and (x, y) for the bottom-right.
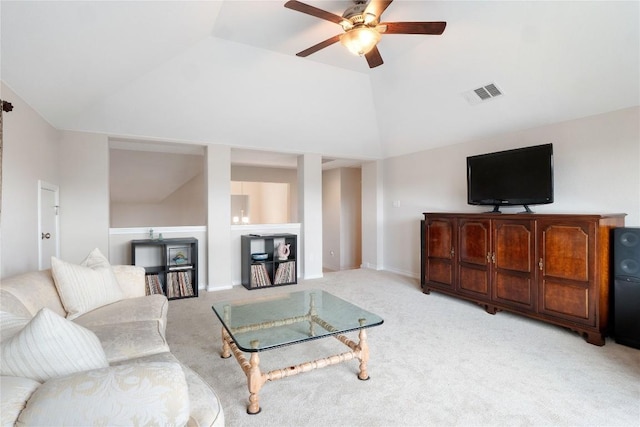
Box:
(241, 233), (297, 290)
(131, 237), (198, 300)
(422, 212), (625, 345)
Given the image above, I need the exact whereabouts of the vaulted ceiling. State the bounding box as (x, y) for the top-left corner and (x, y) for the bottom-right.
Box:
(2, 1), (639, 164)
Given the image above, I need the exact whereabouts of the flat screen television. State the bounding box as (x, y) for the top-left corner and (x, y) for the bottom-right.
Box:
(467, 143), (553, 213)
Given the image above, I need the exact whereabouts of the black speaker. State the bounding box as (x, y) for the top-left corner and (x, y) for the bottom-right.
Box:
(613, 227), (640, 349)
(614, 228), (640, 280)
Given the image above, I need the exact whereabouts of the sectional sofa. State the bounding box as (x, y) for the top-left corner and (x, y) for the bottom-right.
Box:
(0, 248), (224, 426)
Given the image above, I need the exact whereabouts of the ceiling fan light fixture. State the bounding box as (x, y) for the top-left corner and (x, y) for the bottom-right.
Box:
(363, 12), (377, 25)
(340, 25), (380, 56)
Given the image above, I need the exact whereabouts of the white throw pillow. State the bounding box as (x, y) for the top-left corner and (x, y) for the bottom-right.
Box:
(51, 248), (124, 319)
(0, 308), (109, 382)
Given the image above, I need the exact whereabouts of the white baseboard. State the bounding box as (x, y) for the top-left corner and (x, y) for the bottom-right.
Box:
(378, 265), (420, 280)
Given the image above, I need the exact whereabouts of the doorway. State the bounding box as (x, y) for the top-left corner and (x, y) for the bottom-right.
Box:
(38, 180), (60, 269)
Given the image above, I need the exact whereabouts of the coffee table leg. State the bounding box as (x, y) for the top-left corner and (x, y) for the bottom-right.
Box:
(357, 319), (370, 381)
(221, 305), (232, 358)
(308, 293), (317, 337)
(247, 341), (265, 414)
(221, 327), (231, 359)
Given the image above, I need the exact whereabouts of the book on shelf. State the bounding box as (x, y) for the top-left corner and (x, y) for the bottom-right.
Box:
(145, 274), (164, 296)
(274, 261), (296, 284)
(166, 271), (195, 298)
(250, 263), (272, 287)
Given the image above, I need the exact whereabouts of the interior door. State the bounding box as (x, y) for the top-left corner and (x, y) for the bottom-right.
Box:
(39, 181), (60, 269)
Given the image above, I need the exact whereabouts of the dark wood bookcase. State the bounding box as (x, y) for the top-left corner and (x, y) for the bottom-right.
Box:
(241, 233), (297, 290)
(131, 237), (198, 300)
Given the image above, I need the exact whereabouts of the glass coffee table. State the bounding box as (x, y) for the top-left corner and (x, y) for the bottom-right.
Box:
(211, 289), (384, 414)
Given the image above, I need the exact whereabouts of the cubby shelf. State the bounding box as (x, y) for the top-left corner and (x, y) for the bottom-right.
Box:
(241, 233), (297, 290)
(131, 237), (198, 300)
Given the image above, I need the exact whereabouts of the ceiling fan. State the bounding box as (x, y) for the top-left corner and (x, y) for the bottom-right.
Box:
(284, 0), (446, 68)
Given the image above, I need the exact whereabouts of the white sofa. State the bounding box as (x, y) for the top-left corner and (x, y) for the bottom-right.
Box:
(0, 249), (224, 427)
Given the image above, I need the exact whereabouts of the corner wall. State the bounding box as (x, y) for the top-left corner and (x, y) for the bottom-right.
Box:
(58, 131), (110, 263)
(1, 83), (61, 277)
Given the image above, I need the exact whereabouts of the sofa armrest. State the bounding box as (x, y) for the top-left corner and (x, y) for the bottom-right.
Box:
(112, 265), (147, 298)
(0, 376), (41, 426)
(17, 362), (190, 426)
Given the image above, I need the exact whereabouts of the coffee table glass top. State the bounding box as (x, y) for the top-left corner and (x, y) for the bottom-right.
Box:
(211, 289), (383, 352)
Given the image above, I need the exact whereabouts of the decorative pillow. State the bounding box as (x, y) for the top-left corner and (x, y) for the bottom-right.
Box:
(17, 362), (190, 426)
(0, 311), (30, 342)
(51, 248), (124, 319)
(0, 308), (109, 382)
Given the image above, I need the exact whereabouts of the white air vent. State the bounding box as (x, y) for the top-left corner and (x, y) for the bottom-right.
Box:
(462, 83), (504, 105)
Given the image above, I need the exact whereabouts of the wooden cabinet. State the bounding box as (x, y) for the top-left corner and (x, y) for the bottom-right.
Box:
(423, 213), (625, 345)
(241, 233), (297, 290)
(131, 237), (198, 300)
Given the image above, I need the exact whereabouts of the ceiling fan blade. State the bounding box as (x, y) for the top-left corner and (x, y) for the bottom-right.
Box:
(365, 46), (384, 69)
(381, 21), (447, 35)
(284, 0), (346, 25)
(365, 0), (394, 21)
(296, 34), (341, 57)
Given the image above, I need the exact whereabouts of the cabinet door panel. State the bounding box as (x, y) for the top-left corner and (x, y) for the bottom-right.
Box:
(541, 224), (590, 281)
(495, 274), (533, 306)
(428, 220), (453, 258)
(425, 218), (456, 289)
(458, 219), (490, 299)
(459, 266), (489, 295)
(494, 222), (533, 273)
(427, 260), (454, 287)
(492, 220), (535, 309)
(538, 221), (595, 325)
(459, 220), (490, 266)
(540, 280), (590, 321)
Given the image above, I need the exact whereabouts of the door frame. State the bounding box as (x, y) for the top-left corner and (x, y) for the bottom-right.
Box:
(38, 180), (60, 269)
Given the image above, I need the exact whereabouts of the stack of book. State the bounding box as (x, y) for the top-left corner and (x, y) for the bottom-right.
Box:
(250, 263), (272, 287)
(145, 274), (164, 296)
(166, 271), (195, 298)
(274, 261), (296, 284)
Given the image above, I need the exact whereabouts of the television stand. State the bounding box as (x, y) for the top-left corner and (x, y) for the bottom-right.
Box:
(519, 205), (534, 213)
(421, 212), (626, 345)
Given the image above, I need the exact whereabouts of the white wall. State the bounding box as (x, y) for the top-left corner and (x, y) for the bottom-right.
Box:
(111, 173), (205, 227)
(298, 154), (323, 279)
(58, 131), (111, 263)
(206, 144), (231, 290)
(361, 160), (383, 270)
(231, 165), (298, 222)
(340, 167), (362, 270)
(109, 148), (205, 227)
(382, 107), (640, 278)
(1, 83), (61, 277)
(231, 181), (290, 224)
(322, 169), (341, 271)
(322, 167), (362, 271)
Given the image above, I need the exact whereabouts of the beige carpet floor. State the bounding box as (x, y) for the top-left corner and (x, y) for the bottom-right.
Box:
(166, 269), (640, 427)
